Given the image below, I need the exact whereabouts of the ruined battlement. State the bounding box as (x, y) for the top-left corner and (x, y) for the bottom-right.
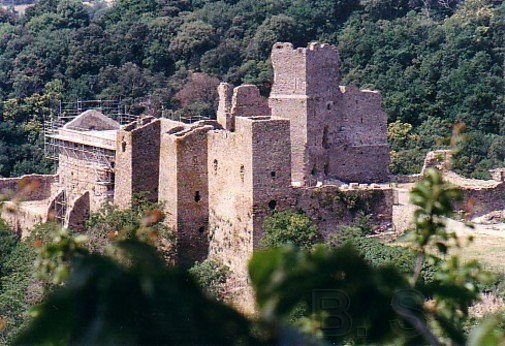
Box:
(217, 83), (270, 131)
(270, 42), (389, 186)
(271, 42), (340, 97)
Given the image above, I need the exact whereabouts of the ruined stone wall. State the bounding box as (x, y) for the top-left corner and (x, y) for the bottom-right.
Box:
(115, 117), (161, 208)
(305, 42), (341, 96)
(0, 174), (57, 201)
(328, 87), (389, 183)
(0, 174), (60, 235)
(67, 191), (90, 231)
(207, 117), (254, 278)
(1, 200), (50, 237)
(159, 122), (215, 266)
(292, 185), (394, 238)
(269, 42), (389, 185)
(217, 84), (270, 131)
(456, 183), (505, 218)
(269, 95), (309, 183)
(58, 154), (113, 212)
(270, 42), (309, 95)
(269, 43), (312, 184)
(250, 117), (293, 247)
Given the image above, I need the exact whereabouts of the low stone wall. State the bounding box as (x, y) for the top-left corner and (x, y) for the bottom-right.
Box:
(456, 184), (505, 218)
(1, 200), (52, 237)
(389, 174), (421, 184)
(0, 174), (57, 202)
(292, 185), (394, 238)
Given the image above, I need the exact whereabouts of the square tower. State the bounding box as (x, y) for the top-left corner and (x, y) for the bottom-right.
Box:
(269, 42), (389, 185)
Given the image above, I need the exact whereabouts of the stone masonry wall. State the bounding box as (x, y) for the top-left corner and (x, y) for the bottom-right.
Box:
(0, 174), (57, 201)
(207, 117), (255, 278)
(269, 42), (389, 185)
(115, 117), (161, 208)
(250, 117), (293, 247)
(217, 83), (271, 131)
(328, 87), (389, 182)
(67, 191), (91, 231)
(58, 155), (113, 213)
(159, 122), (216, 266)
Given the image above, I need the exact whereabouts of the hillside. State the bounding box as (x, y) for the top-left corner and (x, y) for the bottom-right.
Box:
(0, 0), (503, 178)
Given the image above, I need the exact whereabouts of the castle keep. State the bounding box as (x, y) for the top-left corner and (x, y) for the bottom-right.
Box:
(2, 42), (503, 300)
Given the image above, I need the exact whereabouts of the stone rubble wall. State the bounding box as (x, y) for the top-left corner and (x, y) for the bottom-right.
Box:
(159, 122), (216, 266)
(269, 42), (389, 186)
(421, 150), (505, 218)
(0, 174), (57, 201)
(207, 117), (255, 278)
(115, 117), (161, 209)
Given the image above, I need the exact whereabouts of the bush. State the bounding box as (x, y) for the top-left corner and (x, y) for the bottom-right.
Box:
(0, 221), (62, 344)
(260, 211), (319, 249)
(189, 259), (229, 300)
(85, 197), (176, 261)
(329, 227), (436, 283)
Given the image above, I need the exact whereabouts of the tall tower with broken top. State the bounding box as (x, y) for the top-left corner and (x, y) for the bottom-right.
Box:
(269, 42), (389, 186)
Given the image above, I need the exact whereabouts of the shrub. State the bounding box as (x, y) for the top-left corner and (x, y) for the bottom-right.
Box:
(85, 197), (176, 261)
(329, 227), (436, 284)
(260, 211), (319, 249)
(189, 259), (229, 300)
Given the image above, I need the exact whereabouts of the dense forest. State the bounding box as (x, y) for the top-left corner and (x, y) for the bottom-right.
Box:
(0, 0), (503, 178)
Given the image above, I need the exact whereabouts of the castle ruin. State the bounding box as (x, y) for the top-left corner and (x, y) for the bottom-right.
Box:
(1, 43), (504, 309)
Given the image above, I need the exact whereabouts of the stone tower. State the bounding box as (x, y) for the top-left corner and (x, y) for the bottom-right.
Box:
(269, 42), (389, 185)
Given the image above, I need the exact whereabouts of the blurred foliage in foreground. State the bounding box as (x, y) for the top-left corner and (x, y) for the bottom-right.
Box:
(3, 169), (501, 345)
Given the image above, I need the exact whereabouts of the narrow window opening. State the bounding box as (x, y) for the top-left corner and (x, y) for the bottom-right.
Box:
(270, 171), (276, 178)
(240, 165), (245, 182)
(324, 163), (329, 175)
(360, 116), (364, 123)
(268, 200), (277, 211)
(198, 226), (205, 234)
(311, 165), (317, 176)
(326, 101), (333, 111)
(213, 159), (218, 172)
(194, 191), (201, 203)
(322, 125), (330, 149)
(121, 141), (127, 152)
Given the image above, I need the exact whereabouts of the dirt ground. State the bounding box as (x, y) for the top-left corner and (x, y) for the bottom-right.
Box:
(445, 218), (505, 275)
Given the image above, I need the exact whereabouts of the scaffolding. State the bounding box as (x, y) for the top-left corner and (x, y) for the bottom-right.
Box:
(53, 191), (67, 227)
(44, 99), (138, 187)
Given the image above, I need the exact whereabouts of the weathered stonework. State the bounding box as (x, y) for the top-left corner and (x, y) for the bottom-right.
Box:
(115, 117), (161, 209)
(2, 43), (503, 315)
(269, 42), (389, 186)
